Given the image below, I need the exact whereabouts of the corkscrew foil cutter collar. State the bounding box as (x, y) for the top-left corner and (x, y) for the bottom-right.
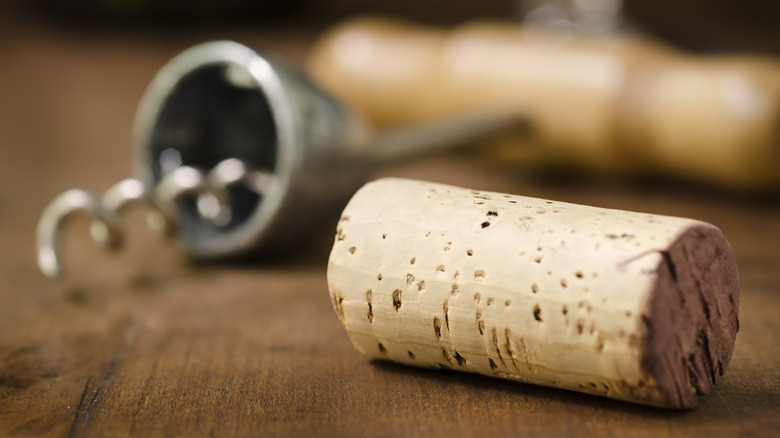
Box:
(37, 41), (521, 279)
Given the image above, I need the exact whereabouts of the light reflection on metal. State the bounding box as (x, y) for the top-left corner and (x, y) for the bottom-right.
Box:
(518, 0), (624, 34)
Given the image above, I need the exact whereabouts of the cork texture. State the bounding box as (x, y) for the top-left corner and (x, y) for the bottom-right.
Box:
(327, 178), (739, 408)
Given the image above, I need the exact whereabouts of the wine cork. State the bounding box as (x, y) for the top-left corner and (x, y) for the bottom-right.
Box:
(327, 178), (740, 408)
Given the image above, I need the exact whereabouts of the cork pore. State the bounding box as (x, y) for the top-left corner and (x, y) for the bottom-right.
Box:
(641, 224), (740, 408)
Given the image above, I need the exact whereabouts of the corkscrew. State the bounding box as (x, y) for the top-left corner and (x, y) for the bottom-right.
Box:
(37, 41), (519, 278)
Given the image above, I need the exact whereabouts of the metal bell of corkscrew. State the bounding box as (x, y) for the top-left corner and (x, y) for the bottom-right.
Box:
(37, 41), (518, 278)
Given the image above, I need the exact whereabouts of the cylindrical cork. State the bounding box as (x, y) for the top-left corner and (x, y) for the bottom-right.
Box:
(327, 178), (739, 408)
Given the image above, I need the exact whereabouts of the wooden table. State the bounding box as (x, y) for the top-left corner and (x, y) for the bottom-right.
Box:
(1, 8), (778, 437)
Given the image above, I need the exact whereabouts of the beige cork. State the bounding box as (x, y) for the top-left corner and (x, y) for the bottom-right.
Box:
(327, 178), (739, 408)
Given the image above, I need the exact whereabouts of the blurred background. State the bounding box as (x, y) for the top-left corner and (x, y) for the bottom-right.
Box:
(2, 0), (778, 197)
(0, 0), (778, 284)
(4, 0), (780, 52)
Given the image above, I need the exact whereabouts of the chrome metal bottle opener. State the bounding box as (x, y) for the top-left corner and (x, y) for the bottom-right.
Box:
(37, 41), (518, 278)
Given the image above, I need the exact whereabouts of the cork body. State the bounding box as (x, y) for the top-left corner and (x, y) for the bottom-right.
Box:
(327, 178), (739, 408)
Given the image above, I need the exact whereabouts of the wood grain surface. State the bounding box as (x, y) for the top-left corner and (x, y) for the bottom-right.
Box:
(0, 6), (778, 437)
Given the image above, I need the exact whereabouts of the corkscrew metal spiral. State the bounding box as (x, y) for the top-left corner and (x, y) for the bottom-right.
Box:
(37, 159), (274, 278)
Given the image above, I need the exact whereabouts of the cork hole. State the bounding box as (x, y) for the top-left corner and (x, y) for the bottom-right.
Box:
(441, 349), (454, 366)
(417, 280), (426, 292)
(534, 256), (543, 264)
(392, 289), (402, 312)
(575, 271), (584, 279)
(443, 300), (450, 330)
(533, 305), (543, 322)
(366, 290), (374, 323)
(332, 294), (345, 322)
(467, 249), (474, 256)
(606, 233), (636, 240)
(433, 317), (442, 339)
(348, 246), (356, 254)
(560, 279), (568, 288)
(505, 300), (512, 307)
(454, 352), (467, 367)
(437, 265), (446, 272)
(531, 283), (539, 294)
(475, 270), (486, 280)
(382, 233), (387, 239)
(451, 284), (459, 296)
(481, 222), (491, 228)
(408, 351), (416, 360)
(377, 273), (383, 281)
(378, 343), (388, 355)
(489, 358), (499, 372)
(487, 297), (495, 306)
(410, 257), (416, 265)
(487, 211), (498, 217)
(407, 273), (415, 285)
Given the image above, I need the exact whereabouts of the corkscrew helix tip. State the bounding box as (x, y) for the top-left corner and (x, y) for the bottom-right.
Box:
(36, 160), (267, 279)
(36, 189), (121, 279)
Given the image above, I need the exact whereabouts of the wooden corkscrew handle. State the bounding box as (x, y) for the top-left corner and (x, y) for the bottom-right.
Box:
(308, 17), (780, 190)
